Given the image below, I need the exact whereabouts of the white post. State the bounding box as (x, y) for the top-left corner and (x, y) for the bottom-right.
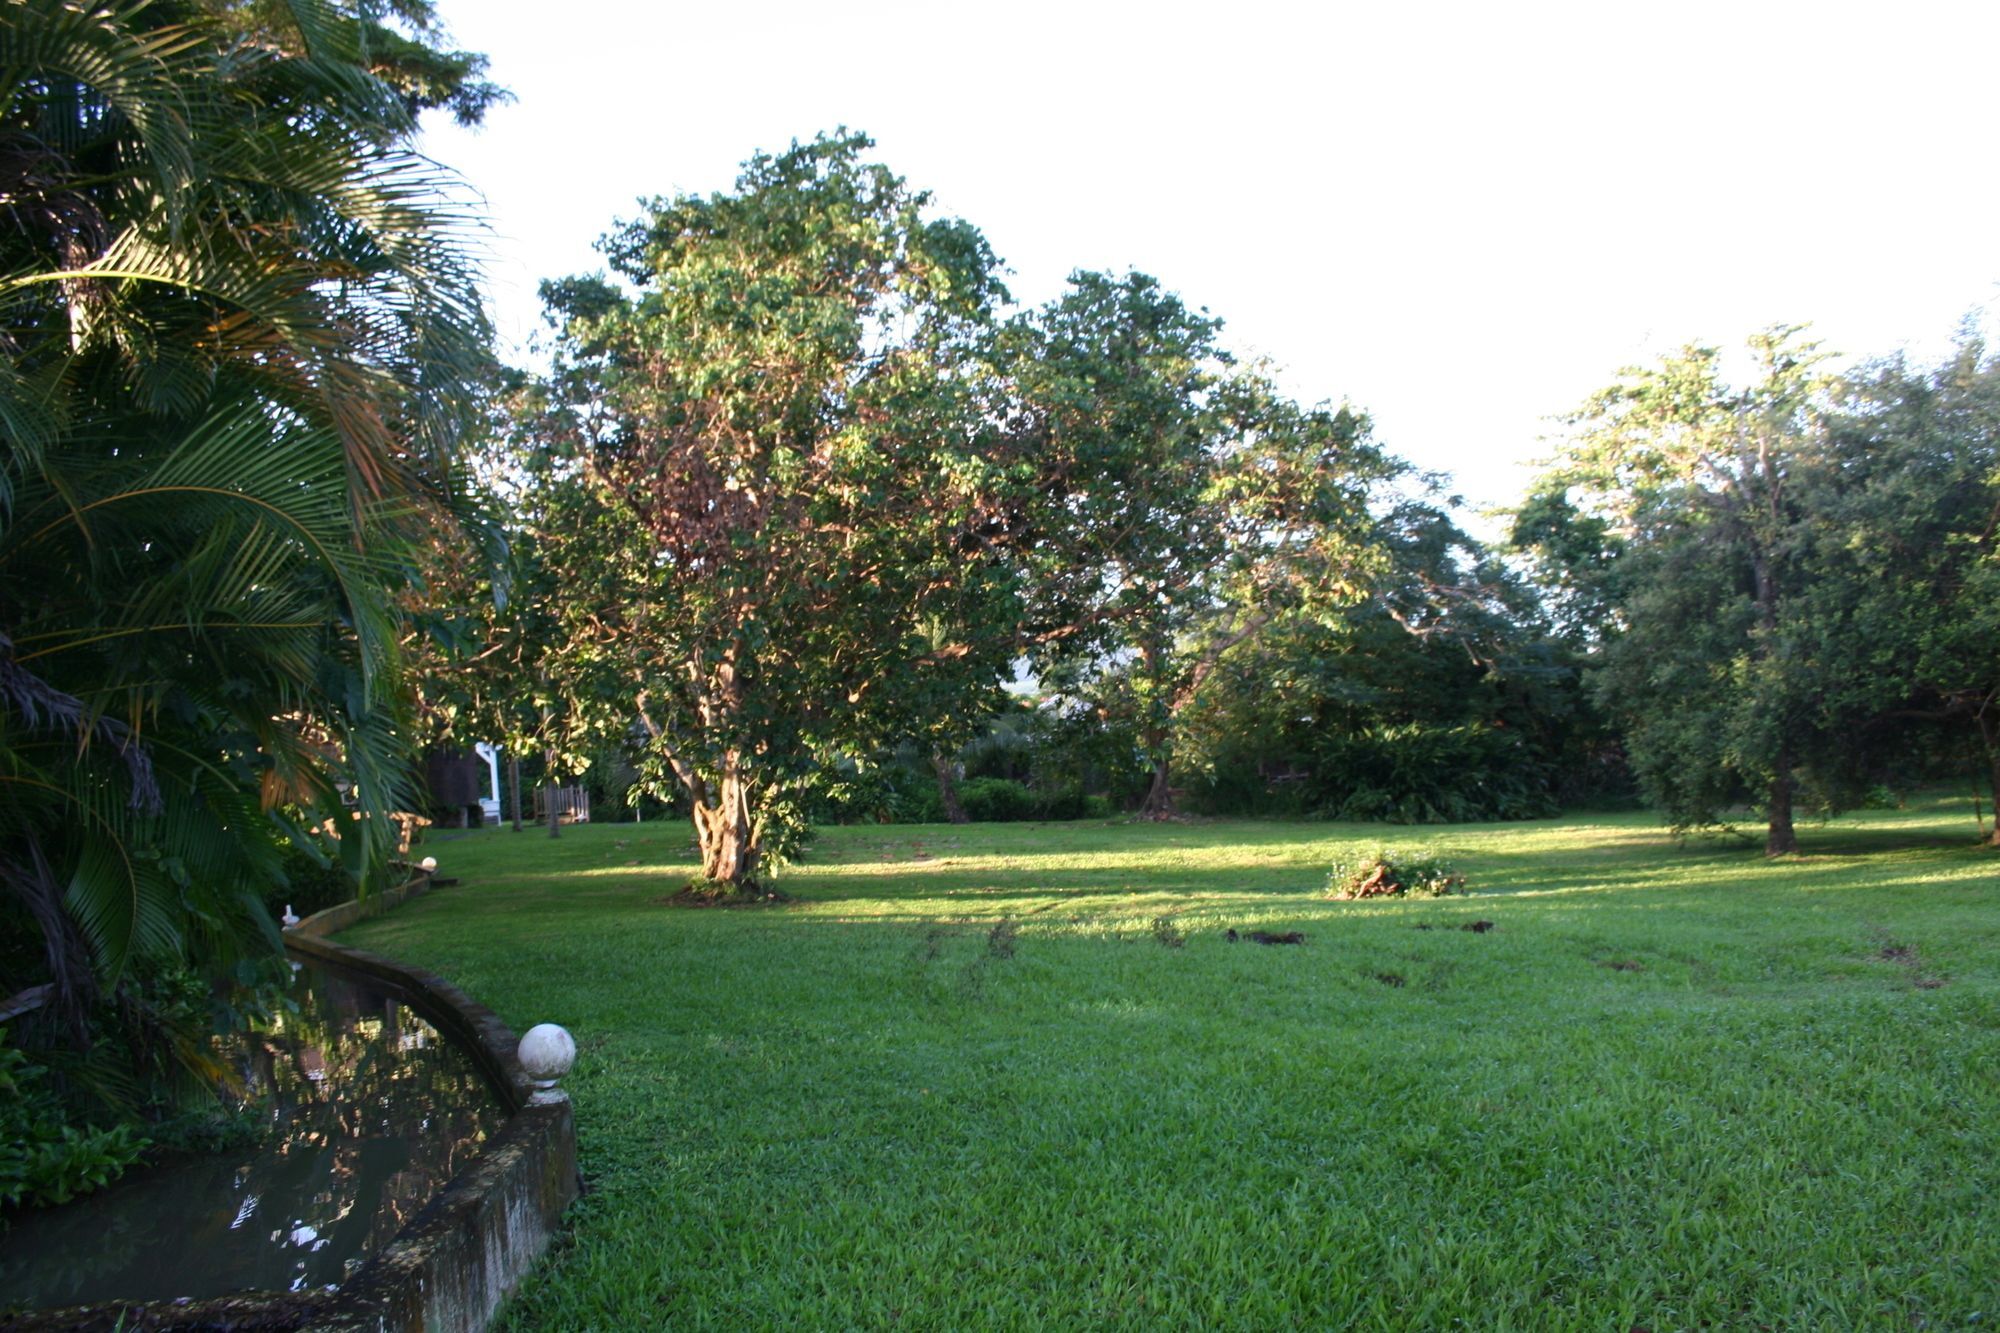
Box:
(474, 742), (502, 825)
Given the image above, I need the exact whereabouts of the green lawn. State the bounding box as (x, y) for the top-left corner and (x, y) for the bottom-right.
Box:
(343, 800), (2000, 1330)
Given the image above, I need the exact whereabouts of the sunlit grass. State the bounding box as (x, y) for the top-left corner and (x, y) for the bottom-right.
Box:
(344, 797), (2000, 1329)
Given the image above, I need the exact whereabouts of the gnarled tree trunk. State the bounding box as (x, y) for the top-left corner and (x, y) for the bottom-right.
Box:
(691, 756), (761, 887)
(1978, 710), (2000, 847)
(544, 750), (561, 840)
(509, 751), (522, 832)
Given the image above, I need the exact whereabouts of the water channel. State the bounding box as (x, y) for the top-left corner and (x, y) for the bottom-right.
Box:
(0, 956), (506, 1310)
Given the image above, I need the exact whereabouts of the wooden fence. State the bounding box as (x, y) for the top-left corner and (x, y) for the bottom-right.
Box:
(536, 784), (591, 824)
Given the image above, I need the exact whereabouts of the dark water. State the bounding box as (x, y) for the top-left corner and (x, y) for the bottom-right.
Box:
(0, 957), (506, 1309)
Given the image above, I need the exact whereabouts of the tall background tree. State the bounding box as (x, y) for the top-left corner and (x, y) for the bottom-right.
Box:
(1518, 327), (2000, 853)
(1180, 494), (1596, 822)
(1814, 340), (2000, 839)
(1002, 271), (1397, 816)
(1520, 330), (1834, 853)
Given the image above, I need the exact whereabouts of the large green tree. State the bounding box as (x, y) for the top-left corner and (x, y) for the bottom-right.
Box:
(526, 133), (1020, 888)
(0, 0), (493, 1036)
(1003, 272), (1395, 815)
(1814, 342), (2000, 839)
(1181, 497), (1595, 822)
(1515, 327), (2000, 854)
(1524, 330), (1832, 853)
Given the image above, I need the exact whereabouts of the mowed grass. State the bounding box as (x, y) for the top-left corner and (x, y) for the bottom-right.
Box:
(343, 799), (2000, 1330)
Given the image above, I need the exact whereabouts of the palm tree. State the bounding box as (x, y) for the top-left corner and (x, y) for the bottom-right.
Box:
(0, 0), (495, 1042)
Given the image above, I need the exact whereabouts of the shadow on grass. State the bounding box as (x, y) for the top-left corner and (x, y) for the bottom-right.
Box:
(416, 802), (1993, 925)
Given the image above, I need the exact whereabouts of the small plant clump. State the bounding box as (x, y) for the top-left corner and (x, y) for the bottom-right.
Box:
(1328, 849), (1467, 899)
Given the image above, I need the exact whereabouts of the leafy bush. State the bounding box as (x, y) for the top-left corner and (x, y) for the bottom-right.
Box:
(958, 778), (1038, 823)
(1328, 849), (1468, 899)
(0, 1032), (149, 1211)
(1182, 757), (1318, 817)
(265, 841), (355, 923)
(1313, 724), (1559, 824)
(1027, 784), (1091, 821)
(804, 763), (939, 825)
(899, 784), (948, 824)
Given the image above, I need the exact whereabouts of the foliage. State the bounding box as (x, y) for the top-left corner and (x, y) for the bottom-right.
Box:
(1522, 329), (2000, 852)
(1812, 342), (2000, 839)
(1314, 725), (1558, 824)
(1522, 329), (1839, 853)
(0, 1031), (148, 1210)
(522, 132), (1022, 886)
(1327, 848), (1468, 898)
(264, 842), (363, 924)
(953, 777), (1037, 823)
(1004, 272), (1398, 814)
(1179, 497), (1604, 821)
(0, 0), (495, 1078)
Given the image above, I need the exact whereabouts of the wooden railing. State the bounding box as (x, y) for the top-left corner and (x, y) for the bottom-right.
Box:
(536, 784), (590, 823)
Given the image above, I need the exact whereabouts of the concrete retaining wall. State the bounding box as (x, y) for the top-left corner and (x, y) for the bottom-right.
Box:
(3, 881), (580, 1333)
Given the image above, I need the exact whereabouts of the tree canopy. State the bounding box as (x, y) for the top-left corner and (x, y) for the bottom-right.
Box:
(523, 132), (1023, 887)
(1517, 328), (2000, 852)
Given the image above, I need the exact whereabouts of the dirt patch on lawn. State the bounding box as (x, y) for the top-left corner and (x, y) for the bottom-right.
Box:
(1869, 928), (1948, 989)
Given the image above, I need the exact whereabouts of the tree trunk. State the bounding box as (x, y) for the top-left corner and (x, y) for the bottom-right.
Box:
(544, 752), (560, 840)
(509, 751), (522, 832)
(1749, 548), (1796, 857)
(1, 835), (96, 1047)
(1979, 712), (2000, 847)
(1765, 754), (1797, 856)
(1990, 751), (2000, 849)
(1140, 747), (1174, 819)
(931, 750), (968, 825)
(692, 757), (760, 887)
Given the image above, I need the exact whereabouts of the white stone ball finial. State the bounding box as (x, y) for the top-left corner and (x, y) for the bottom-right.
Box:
(518, 1023), (576, 1089)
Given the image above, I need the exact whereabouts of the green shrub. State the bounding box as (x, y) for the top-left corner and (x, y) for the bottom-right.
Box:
(1182, 757), (1318, 817)
(1028, 784), (1091, 821)
(265, 841), (356, 922)
(958, 777), (1037, 822)
(1311, 724), (1560, 824)
(0, 1031), (149, 1212)
(900, 784), (947, 824)
(1327, 849), (1468, 899)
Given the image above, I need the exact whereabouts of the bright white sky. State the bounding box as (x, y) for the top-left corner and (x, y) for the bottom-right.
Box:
(421, 0), (2000, 520)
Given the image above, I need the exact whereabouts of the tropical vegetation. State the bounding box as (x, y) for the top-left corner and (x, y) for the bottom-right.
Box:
(0, 0), (495, 1165)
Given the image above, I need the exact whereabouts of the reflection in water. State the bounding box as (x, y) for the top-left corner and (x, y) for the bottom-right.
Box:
(0, 959), (505, 1309)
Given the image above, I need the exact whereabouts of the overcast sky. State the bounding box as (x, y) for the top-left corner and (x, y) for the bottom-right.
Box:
(421, 0), (2000, 518)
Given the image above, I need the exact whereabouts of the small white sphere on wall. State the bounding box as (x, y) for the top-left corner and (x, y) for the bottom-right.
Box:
(518, 1023), (576, 1087)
